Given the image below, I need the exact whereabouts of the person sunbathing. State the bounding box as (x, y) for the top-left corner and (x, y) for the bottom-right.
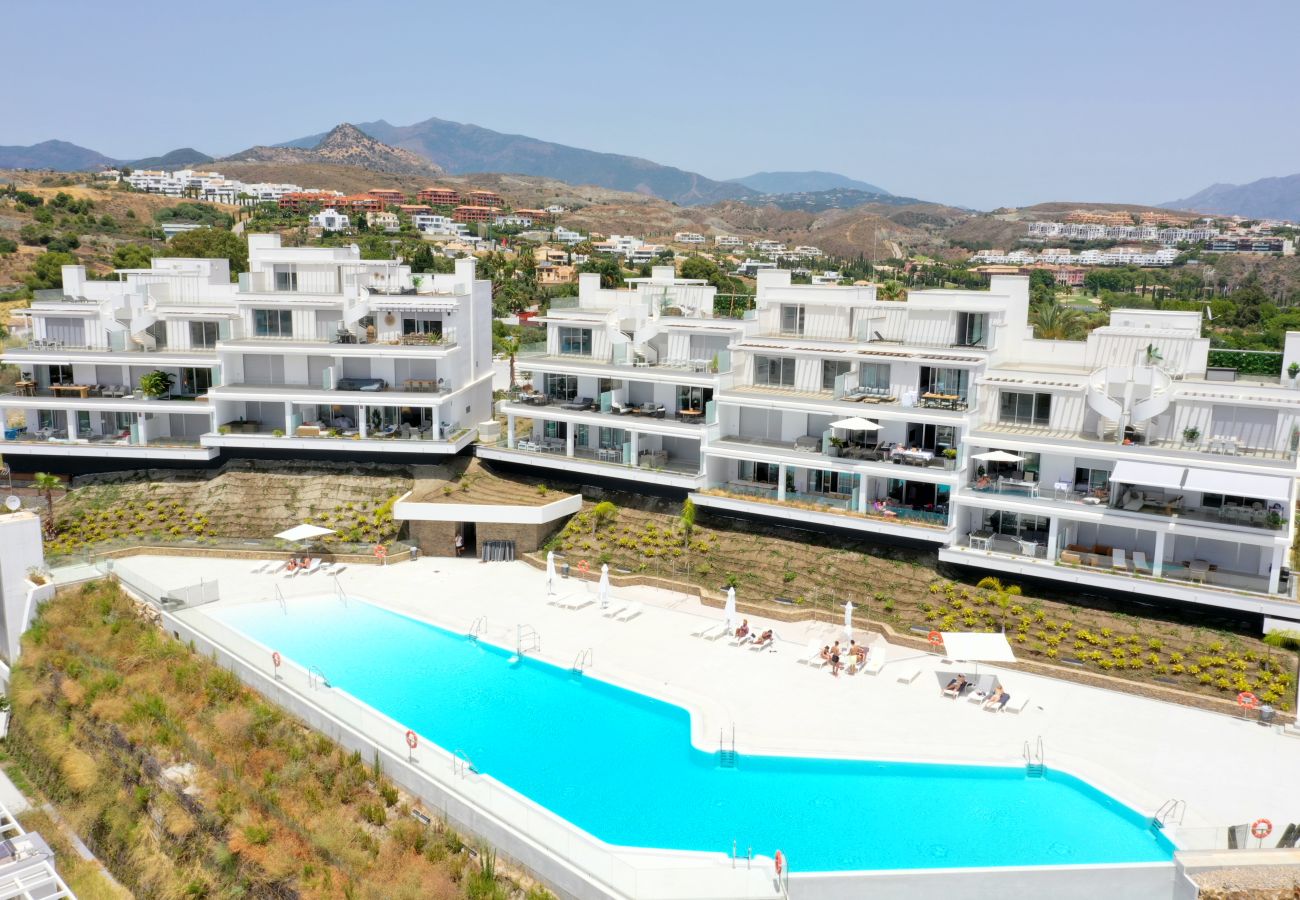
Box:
(851, 641), (867, 664)
(819, 645), (832, 663)
(286, 559), (298, 571)
(945, 675), (969, 695)
(734, 619), (750, 639)
(984, 685), (1011, 709)
(755, 629), (773, 645)
(975, 475), (992, 490)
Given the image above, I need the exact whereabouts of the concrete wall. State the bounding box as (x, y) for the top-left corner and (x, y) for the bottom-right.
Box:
(0, 512), (46, 663)
(790, 861), (1176, 900)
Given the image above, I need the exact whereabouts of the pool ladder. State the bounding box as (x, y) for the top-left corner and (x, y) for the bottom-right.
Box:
(1022, 736), (1045, 777)
(308, 665), (330, 690)
(516, 624), (541, 657)
(467, 616), (488, 642)
(452, 748), (477, 778)
(332, 575), (348, 606)
(571, 648), (593, 673)
(718, 725), (737, 768)
(274, 584), (287, 614)
(1153, 798), (1186, 829)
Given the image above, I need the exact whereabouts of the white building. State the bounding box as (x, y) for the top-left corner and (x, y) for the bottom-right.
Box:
(413, 214), (468, 237)
(493, 269), (1300, 626)
(482, 266), (742, 489)
(309, 208), (350, 232)
(366, 211), (400, 232)
(553, 226), (584, 245)
(495, 215), (533, 228)
(0, 234), (494, 463)
(674, 232), (706, 245)
(592, 235), (644, 258)
(715, 235), (744, 247)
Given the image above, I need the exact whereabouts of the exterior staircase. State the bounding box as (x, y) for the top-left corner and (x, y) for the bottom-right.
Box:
(1086, 353), (1172, 444)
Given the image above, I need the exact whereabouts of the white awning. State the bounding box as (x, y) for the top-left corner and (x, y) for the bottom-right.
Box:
(972, 450), (1025, 463)
(1183, 468), (1291, 503)
(1109, 460), (1186, 491)
(940, 632), (1017, 663)
(829, 416), (879, 431)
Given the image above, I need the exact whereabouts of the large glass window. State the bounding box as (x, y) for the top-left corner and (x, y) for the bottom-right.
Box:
(920, 366), (970, 399)
(860, 362), (891, 391)
(981, 510), (1050, 539)
(998, 391), (1051, 426)
(402, 317), (442, 336)
(179, 367), (213, 395)
(1074, 465), (1111, 493)
(189, 321), (219, 349)
(558, 327), (592, 356)
(779, 304), (806, 335)
(822, 359), (852, 391)
(253, 309), (293, 338)
(753, 355), (796, 387)
(542, 373), (577, 401)
(737, 460), (781, 484)
(273, 265), (298, 292)
(809, 470), (851, 495)
(956, 312), (987, 347)
(44, 364), (73, 385)
(676, 385), (712, 412)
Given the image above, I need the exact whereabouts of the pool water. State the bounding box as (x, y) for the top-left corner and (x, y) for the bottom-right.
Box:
(207, 598), (1175, 872)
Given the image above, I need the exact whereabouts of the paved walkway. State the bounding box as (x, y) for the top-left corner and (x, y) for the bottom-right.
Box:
(117, 553), (1300, 842)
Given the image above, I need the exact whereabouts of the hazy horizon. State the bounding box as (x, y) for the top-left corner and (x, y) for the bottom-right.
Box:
(7, 0), (1298, 210)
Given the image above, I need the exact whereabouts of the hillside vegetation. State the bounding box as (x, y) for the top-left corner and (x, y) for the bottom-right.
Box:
(8, 581), (550, 899)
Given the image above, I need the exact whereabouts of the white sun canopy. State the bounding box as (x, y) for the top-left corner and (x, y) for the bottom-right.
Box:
(940, 632), (1017, 663)
(829, 417), (880, 431)
(972, 450), (1025, 463)
(1182, 468), (1291, 503)
(1109, 460), (1186, 491)
(274, 524), (335, 542)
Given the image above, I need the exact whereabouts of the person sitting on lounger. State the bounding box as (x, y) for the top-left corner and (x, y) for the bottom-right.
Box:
(755, 629), (773, 645)
(945, 675), (969, 695)
(819, 645), (832, 663)
(286, 559), (298, 571)
(734, 619), (750, 639)
(851, 641), (867, 665)
(975, 475), (992, 490)
(984, 685), (1011, 709)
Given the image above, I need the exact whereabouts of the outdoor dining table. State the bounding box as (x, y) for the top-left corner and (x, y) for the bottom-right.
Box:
(50, 384), (92, 398)
(14, 380), (36, 396)
(998, 477), (1039, 497)
(891, 447), (934, 465)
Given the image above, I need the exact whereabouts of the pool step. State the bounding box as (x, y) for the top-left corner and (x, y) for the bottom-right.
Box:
(719, 749), (738, 768)
(1025, 763), (1045, 778)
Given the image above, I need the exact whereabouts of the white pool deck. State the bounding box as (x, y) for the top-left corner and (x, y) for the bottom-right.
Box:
(110, 552), (1300, 848)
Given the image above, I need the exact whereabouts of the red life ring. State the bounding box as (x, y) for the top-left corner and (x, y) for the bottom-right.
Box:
(774, 849), (785, 876)
(927, 630), (943, 648)
(1251, 818), (1272, 840)
(374, 544), (387, 559)
(576, 559), (590, 575)
(405, 730), (418, 750)
(271, 651), (282, 669)
(1237, 691), (1259, 709)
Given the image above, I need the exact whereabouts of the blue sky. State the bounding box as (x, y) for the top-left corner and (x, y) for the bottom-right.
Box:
(7, 0), (1298, 209)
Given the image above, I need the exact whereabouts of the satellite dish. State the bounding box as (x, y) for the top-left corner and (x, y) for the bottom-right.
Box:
(4, 496), (20, 511)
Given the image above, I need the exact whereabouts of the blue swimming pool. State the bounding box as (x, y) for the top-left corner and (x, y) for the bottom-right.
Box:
(207, 598), (1175, 872)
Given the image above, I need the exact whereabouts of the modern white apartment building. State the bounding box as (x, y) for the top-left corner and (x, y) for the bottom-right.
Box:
(480, 266), (742, 489)
(309, 208), (350, 231)
(1, 234), (494, 465)
(714, 235), (743, 247)
(494, 269), (1300, 624)
(673, 232), (706, 244)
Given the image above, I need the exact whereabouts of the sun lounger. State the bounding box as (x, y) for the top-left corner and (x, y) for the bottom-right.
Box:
(749, 633), (775, 652)
(602, 603), (628, 619)
(1133, 551), (1151, 575)
(1003, 695), (1029, 714)
(250, 561), (269, 575)
(615, 602), (642, 622)
(557, 595), (593, 610)
(795, 639), (821, 666)
(942, 678), (969, 699)
(302, 558), (322, 575)
(692, 621), (726, 639)
(728, 631), (754, 647)
(545, 593), (566, 606)
(282, 564), (300, 578)
(896, 668), (921, 684)
(1112, 548), (1128, 571)
(330, 565), (347, 576)
(861, 646), (886, 676)
(702, 625), (732, 642)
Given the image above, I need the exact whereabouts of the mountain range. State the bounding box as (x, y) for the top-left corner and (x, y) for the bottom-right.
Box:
(1163, 173), (1300, 222)
(728, 170), (889, 195)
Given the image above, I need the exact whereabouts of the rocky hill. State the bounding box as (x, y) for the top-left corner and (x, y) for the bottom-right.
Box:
(130, 147), (214, 168)
(728, 170), (890, 195)
(225, 124), (443, 178)
(1163, 173), (1300, 221)
(0, 140), (116, 171)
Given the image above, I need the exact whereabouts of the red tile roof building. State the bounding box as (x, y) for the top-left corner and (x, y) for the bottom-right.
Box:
(417, 187), (461, 205)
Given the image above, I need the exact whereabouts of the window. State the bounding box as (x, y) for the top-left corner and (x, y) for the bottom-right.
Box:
(860, 362), (891, 392)
(1074, 465), (1111, 493)
(45, 364), (73, 386)
(179, 367), (213, 395)
(822, 359), (852, 391)
(676, 385), (712, 412)
(779, 304), (806, 335)
(402, 317), (442, 336)
(542, 373), (577, 401)
(273, 265), (298, 292)
(920, 366), (970, 400)
(253, 309), (293, 338)
(543, 421), (567, 439)
(809, 470), (851, 495)
(753, 355), (795, 387)
(906, 422), (958, 452)
(998, 391), (1051, 426)
(189, 321), (219, 349)
(981, 510), (1049, 539)
(1201, 493), (1270, 511)
(558, 327), (592, 356)
(737, 460), (781, 484)
(956, 312), (987, 347)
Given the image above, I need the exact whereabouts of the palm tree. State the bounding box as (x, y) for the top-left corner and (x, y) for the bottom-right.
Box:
(879, 280), (907, 301)
(976, 576), (1021, 630)
(1029, 301), (1087, 340)
(501, 335), (521, 388)
(1263, 629), (1300, 713)
(32, 471), (61, 536)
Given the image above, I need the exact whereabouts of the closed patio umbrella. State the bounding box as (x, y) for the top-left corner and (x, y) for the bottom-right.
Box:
(598, 563), (610, 608)
(843, 600), (855, 642)
(724, 586), (736, 630)
(546, 550), (557, 595)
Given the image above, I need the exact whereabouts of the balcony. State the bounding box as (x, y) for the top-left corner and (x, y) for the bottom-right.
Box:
(975, 421), (1295, 465)
(477, 438), (704, 488)
(502, 394), (712, 427)
(714, 434), (957, 472)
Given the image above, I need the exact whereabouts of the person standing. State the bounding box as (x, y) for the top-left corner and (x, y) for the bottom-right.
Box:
(454, 532), (464, 557)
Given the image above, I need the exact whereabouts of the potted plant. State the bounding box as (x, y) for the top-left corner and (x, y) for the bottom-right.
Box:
(138, 370), (174, 399)
(1182, 426), (1201, 446)
(943, 448), (958, 469)
(272, 428), (285, 437)
(828, 436), (845, 457)
(1289, 361), (1299, 385)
